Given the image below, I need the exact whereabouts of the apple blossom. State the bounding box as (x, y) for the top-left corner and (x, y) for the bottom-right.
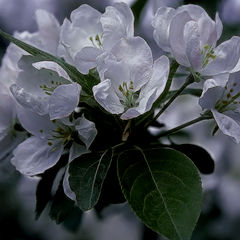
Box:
(93, 37), (169, 120)
(199, 72), (240, 142)
(58, 2), (134, 74)
(11, 106), (97, 176)
(10, 56), (81, 120)
(152, 4), (240, 78)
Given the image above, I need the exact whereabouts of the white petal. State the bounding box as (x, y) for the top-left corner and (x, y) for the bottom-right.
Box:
(178, 4), (205, 20)
(183, 21), (202, 71)
(101, 2), (134, 50)
(16, 105), (55, 138)
(60, 5), (102, 59)
(201, 36), (240, 76)
(69, 142), (90, 163)
(35, 9), (60, 54)
(121, 56), (170, 120)
(10, 84), (49, 116)
(74, 47), (103, 74)
(33, 61), (71, 81)
(63, 167), (76, 201)
(111, 37), (153, 90)
(169, 11), (192, 67)
(212, 109), (240, 143)
(75, 115), (97, 149)
(49, 83), (81, 120)
(215, 13), (223, 41)
(199, 81), (224, 110)
(197, 12), (218, 48)
(152, 7), (176, 52)
(11, 136), (64, 176)
(93, 79), (124, 114)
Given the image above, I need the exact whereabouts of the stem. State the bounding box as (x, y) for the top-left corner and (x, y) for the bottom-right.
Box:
(145, 74), (194, 128)
(157, 115), (211, 138)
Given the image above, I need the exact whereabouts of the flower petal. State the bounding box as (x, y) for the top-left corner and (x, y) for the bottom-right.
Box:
(199, 80), (224, 110)
(101, 2), (134, 50)
(169, 11), (192, 67)
(212, 109), (240, 143)
(16, 105), (55, 138)
(74, 47), (103, 74)
(63, 167), (76, 201)
(93, 79), (124, 114)
(121, 55), (170, 120)
(183, 21), (202, 71)
(201, 36), (240, 76)
(11, 136), (64, 176)
(152, 7), (176, 52)
(75, 115), (97, 149)
(111, 37), (153, 90)
(49, 83), (81, 120)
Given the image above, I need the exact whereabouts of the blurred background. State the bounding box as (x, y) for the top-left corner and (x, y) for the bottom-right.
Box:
(1, 0), (240, 239)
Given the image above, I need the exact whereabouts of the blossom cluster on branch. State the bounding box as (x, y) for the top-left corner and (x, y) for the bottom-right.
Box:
(1, 2), (240, 240)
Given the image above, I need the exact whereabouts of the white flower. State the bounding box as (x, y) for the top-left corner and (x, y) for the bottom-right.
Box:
(58, 2), (134, 74)
(199, 71), (240, 143)
(11, 106), (97, 176)
(152, 4), (240, 77)
(93, 37), (170, 120)
(10, 56), (81, 120)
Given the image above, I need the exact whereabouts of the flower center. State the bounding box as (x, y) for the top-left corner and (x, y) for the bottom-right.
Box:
(201, 44), (216, 68)
(89, 34), (103, 49)
(118, 81), (139, 109)
(40, 80), (61, 95)
(215, 82), (240, 112)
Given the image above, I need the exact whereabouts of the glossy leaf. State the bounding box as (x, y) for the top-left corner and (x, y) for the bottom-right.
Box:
(171, 144), (215, 174)
(118, 147), (202, 240)
(69, 148), (113, 211)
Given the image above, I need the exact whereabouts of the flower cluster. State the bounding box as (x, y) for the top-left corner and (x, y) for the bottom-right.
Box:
(1, 2), (240, 239)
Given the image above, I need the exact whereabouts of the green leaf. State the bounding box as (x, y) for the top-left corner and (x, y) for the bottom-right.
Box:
(49, 180), (75, 224)
(117, 147), (202, 240)
(170, 144), (215, 174)
(0, 29), (99, 95)
(69, 148), (113, 211)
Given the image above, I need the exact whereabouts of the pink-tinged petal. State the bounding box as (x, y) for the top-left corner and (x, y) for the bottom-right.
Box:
(184, 21), (202, 71)
(74, 47), (103, 74)
(101, 2), (134, 50)
(74, 115), (97, 149)
(11, 136), (64, 176)
(201, 36), (240, 76)
(152, 7), (176, 52)
(93, 79), (124, 114)
(169, 11), (192, 67)
(199, 79), (224, 109)
(212, 109), (240, 143)
(49, 83), (81, 120)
